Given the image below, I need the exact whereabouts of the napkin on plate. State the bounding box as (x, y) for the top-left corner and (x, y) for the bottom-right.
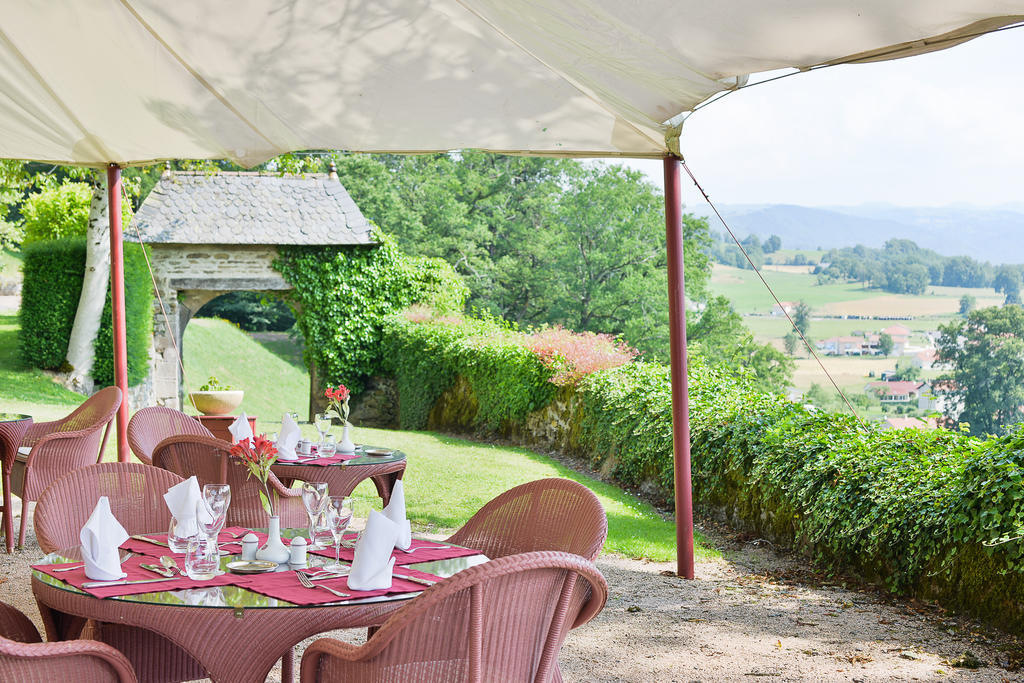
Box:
(382, 480), (412, 551)
(276, 412), (300, 461)
(228, 412), (254, 443)
(163, 475), (212, 537)
(347, 510), (399, 591)
(80, 496), (129, 580)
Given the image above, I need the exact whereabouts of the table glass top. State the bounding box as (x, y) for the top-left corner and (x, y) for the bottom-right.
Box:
(34, 529), (485, 610)
(273, 444), (406, 467)
(0, 413), (31, 422)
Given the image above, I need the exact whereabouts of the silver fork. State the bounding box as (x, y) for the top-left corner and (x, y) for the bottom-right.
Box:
(296, 571), (350, 598)
(53, 552), (136, 572)
(402, 544), (452, 553)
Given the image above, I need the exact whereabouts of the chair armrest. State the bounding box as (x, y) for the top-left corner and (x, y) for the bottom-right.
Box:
(300, 637), (364, 679)
(20, 419), (67, 448)
(22, 425), (106, 467)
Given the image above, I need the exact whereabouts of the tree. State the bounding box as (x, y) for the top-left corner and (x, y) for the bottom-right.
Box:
(937, 305), (1024, 436)
(804, 383), (836, 410)
(764, 234), (782, 253)
(20, 181), (91, 244)
(889, 358), (921, 381)
(783, 331), (798, 356)
(878, 332), (894, 357)
(959, 294), (976, 316)
(793, 301), (811, 339)
(994, 265), (1022, 294)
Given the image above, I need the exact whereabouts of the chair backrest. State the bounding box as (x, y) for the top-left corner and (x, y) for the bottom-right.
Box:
(0, 600), (40, 644)
(0, 635), (138, 682)
(301, 551), (607, 683)
(127, 406), (214, 465)
(446, 478), (608, 562)
(152, 434), (291, 529)
(34, 462), (185, 554)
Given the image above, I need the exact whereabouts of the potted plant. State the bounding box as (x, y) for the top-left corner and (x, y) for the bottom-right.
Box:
(188, 376), (244, 416)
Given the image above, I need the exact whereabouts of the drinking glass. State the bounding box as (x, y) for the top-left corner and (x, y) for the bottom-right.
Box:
(201, 484), (230, 554)
(167, 517), (191, 553)
(301, 482), (329, 547)
(319, 433), (336, 456)
(185, 534), (219, 580)
(314, 413), (332, 446)
(325, 496), (354, 572)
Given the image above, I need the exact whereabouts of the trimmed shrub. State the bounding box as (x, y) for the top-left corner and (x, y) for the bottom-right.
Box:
(20, 182), (91, 245)
(20, 237), (153, 385)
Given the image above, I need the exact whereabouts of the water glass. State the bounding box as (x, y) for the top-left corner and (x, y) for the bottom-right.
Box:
(185, 534), (219, 580)
(200, 485), (230, 553)
(167, 517), (192, 553)
(325, 496), (354, 572)
(319, 433), (336, 456)
(301, 482), (329, 547)
(314, 413), (332, 445)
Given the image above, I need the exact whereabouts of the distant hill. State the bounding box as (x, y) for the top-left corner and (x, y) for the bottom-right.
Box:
(695, 203), (1024, 264)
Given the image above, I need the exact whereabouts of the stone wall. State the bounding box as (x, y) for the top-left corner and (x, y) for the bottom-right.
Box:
(145, 244), (290, 409)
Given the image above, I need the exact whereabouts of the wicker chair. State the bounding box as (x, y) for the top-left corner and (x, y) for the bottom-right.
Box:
(32, 462), (205, 683)
(152, 434), (307, 529)
(5, 386), (122, 550)
(301, 550), (607, 682)
(446, 478), (608, 562)
(0, 600), (137, 682)
(127, 407), (214, 466)
(34, 462), (184, 554)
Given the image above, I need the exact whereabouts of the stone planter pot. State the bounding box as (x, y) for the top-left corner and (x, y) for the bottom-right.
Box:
(188, 390), (244, 416)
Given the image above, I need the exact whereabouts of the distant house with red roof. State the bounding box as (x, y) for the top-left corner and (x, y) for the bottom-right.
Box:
(771, 301), (797, 317)
(912, 349), (937, 370)
(819, 335), (866, 355)
(866, 380), (929, 403)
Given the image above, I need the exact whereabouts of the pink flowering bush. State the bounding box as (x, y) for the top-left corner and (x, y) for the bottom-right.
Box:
(525, 326), (637, 386)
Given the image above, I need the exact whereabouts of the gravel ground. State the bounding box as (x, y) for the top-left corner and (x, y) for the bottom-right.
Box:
(1, 503), (1021, 682)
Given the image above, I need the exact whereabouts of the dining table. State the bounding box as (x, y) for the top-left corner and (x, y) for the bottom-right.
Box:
(0, 413), (32, 552)
(32, 528), (486, 683)
(271, 444), (407, 506)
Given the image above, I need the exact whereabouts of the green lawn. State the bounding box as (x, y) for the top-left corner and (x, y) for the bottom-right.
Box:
(1, 313), (706, 562)
(711, 264), (886, 314)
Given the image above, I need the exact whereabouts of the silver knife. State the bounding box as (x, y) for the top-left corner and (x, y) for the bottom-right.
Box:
(129, 534), (170, 548)
(82, 577), (178, 589)
(394, 574), (436, 587)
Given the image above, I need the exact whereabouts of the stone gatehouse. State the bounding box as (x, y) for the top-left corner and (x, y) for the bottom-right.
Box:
(130, 168), (375, 408)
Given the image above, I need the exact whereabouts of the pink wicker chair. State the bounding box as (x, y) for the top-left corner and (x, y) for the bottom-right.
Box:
(32, 462), (205, 683)
(152, 434), (307, 529)
(301, 550), (607, 683)
(0, 600), (137, 682)
(446, 478), (608, 562)
(34, 462), (184, 554)
(5, 386), (122, 550)
(127, 407), (214, 466)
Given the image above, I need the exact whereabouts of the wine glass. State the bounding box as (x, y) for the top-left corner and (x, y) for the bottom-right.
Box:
(314, 413), (332, 446)
(201, 484), (230, 555)
(301, 482), (329, 547)
(325, 496), (354, 573)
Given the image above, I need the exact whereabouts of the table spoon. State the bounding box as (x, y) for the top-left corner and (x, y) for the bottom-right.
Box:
(160, 555), (182, 576)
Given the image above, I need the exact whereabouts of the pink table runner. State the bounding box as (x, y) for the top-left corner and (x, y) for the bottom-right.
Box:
(309, 534), (482, 566)
(239, 566), (440, 606)
(33, 555), (246, 599)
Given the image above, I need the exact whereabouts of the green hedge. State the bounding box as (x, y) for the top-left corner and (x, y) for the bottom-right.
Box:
(20, 237), (153, 385)
(383, 314), (1024, 629)
(274, 229), (469, 395)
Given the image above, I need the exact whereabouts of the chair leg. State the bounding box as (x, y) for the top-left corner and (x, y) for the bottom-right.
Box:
(2, 471), (12, 553)
(281, 647), (294, 683)
(18, 500), (28, 548)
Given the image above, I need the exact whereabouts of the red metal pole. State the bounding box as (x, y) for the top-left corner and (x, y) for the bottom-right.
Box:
(108, 164), (129, 462)
(663, 155), (695, 579)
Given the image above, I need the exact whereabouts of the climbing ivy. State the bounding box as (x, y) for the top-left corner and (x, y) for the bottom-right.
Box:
(274, 229), (467, 394)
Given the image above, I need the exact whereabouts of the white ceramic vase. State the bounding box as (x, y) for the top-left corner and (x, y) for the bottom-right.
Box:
(255, 516), (290, 564)
(338, 423), (356, 455)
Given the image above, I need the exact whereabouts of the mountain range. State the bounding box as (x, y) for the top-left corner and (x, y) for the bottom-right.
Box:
(693, 203), (1024, 263)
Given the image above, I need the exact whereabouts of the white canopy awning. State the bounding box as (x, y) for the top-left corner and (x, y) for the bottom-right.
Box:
(1, 1), (1021, 167)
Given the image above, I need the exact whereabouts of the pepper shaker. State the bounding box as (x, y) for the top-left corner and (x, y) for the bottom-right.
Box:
(241, 532), (259, 561)
(289, 536), (308, 568)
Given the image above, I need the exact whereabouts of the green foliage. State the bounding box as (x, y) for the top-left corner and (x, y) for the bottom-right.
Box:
(937, 305), (1024, 436)
(198, 376), (232, 391)
(91, 243), (153, 387)
(381, 312), (555, 430)
(19, 238), (152, 385)
(274, 229), (468, 395)
(20, 181), (91, 245)
(878, 332), (894, 356)
(196, 291), (295, 332)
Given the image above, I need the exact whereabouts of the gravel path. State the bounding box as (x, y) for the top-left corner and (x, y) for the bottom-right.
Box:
(1, 506), (1020, 682)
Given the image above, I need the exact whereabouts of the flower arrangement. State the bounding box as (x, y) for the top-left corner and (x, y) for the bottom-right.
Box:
(324, 385), (351, 427)
(229, 435), (279, 517)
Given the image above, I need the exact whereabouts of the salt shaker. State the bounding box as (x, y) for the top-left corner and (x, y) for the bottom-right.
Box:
(240, 532), (259, 561)
(289, 536), (308, 568)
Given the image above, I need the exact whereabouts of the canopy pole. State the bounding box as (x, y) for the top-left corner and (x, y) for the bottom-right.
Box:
(108, 164), (129, 462)
(663, 155), (695, 579)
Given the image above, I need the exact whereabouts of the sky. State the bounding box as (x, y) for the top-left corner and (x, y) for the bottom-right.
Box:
(617, 26), (1024, 210)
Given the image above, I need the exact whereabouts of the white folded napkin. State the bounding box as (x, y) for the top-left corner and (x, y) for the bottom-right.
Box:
(163, 476), (212, 538)
(228, 412), (254, 443)
(80, 497), (129, 581)
(276, 412), (300, 461)
(347, 510), (399, 591)
(382, 480), (412, 551)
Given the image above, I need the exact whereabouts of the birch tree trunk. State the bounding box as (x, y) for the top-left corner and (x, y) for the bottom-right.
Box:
(65, 171), (110, 393)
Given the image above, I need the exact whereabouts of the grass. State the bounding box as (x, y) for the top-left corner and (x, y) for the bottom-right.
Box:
(0, 312), (703, 562)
